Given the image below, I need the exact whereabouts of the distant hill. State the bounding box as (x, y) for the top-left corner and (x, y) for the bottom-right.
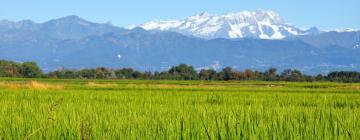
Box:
(0, 13), (359, 74)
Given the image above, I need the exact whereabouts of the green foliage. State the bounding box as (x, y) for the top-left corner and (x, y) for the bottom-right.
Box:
(0, 79), (359, 139)
(0, 60), (42, 78)
(199, 69), (217, 80)
(168, 64), (198, 80)
(281, 69), (304, 81)
(0, 60), (22, 77)
(20, 62), (43, 78)
(1, 60), (360, 83)
(328, 71), (360, 83)
(263, 68), (279, 81)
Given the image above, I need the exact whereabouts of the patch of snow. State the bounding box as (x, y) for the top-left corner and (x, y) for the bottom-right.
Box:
(140, 20), (182, 30)
(127, 25), (136, 29)
(353, 44), (359, 49)
(325, 28), (360, 33)
(284, 26), (299, 35)
(137, 10), (304, 40)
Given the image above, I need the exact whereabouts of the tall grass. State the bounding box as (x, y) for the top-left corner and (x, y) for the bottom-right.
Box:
(0, 79), (359, 139)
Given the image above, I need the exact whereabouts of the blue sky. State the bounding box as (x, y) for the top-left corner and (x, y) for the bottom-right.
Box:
(0, 0), (359, 29)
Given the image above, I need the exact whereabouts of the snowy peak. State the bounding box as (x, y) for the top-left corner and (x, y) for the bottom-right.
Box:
(222, 10), (284, 25)
(138, 10), (313, 39)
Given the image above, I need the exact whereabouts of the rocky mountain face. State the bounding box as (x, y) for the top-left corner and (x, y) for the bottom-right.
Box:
(138, 10), (321, 39)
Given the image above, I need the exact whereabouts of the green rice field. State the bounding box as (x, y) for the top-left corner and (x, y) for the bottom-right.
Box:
(0, 78), (359, 139)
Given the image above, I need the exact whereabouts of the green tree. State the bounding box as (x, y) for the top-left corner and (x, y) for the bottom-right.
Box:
(290, 70), (303, 81)
(218, 67), (234, 81)
(0, 60), (21, 77)
(115, 68), (135, 79)
(199, 69), (217, 80)
(168, 64), (198, 80)
(95, 67), (115, 79)
(264, 68), (278, 81)
(20, 62), (42, 78)
(78, 69), (96, 79)
(280, 69), (292, 81)
(244, 69), (255, 80)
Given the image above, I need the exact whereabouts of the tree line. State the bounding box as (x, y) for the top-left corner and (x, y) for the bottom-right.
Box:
(1, 60), (360, 82)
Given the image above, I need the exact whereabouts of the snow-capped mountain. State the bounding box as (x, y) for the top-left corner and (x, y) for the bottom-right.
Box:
(137, 10), (318, 39)
(1, 15), (360, 74)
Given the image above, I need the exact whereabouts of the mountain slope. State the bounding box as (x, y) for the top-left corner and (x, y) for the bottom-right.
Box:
(137, 10), (320, 39)
(0, 15), (125, 42)
(295, 31), (360, 48)
(0, 15), (359, 74)
(1, 27), (359, 74)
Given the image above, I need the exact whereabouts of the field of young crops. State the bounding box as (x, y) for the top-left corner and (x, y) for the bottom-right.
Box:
(0, 78), (359, 139)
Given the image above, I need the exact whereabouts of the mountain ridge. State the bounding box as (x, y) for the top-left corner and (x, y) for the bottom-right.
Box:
(0, 14), (359, 74)
(137, 10), (326, 39)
